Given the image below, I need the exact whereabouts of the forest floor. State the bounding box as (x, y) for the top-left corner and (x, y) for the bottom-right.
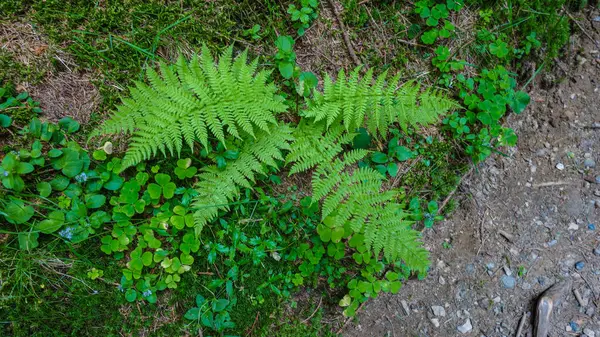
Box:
(1, 1), (598, 336)
(344, 9), (600, 337)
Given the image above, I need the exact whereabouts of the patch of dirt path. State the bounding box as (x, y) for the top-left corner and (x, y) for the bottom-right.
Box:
(344, 10), (600, 337)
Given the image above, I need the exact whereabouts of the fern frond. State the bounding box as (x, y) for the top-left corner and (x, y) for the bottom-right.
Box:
(304, 68), (458, 138)
(90, 45), (287, 170)
(191, 125), (293, 232)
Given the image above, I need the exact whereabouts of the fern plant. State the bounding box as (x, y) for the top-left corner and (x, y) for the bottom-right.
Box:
(192, 126), (293, 233)
(90, 45), (287, 170)
(303, 67), (458, 137)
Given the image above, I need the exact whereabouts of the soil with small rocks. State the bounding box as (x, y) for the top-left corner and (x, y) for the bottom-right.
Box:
(344, 9), (600, 337)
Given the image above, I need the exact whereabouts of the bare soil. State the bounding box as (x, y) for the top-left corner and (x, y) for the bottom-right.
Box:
(343, 10), (600, 337)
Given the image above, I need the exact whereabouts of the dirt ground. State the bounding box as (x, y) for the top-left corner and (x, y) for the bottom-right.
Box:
(343, 11), (600, 337)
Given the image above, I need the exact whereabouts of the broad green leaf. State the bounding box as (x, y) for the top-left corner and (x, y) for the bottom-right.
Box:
(50, 175), (70, 191)
(0, 114), (11, 128)
(371, 152), (388, 164)
(3, 199), (34, 224)
(104, 174), (124, 191)
(48, 149), (63, 158)
(58, 117), (80, 133)
(278, 62), (294, 79)
(85, 194), (106, 208)
(39, 210), (65, 233)
(212, 299), (229, 312)
(18, 232), (39, 250)
(142, 251), (153, 266)
(184, 308), (200, 320)
(125, 289), (137, 302)
(36, 182), (52, 197)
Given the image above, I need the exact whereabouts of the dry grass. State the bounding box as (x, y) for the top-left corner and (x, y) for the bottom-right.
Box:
(0, 21), (100, 123)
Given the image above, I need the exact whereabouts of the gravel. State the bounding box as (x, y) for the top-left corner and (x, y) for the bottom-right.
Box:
(501, 275), (516, 289)
(457, 319), (473, 334)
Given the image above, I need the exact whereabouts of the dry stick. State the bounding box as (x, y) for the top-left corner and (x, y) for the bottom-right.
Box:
(437, 166), (474, 215)
(567, 11), (600, 49)
(515, 312), (527, 337)
(245, 312), (260, 337)
(301, 297), (323, 324)
(337, 302), (367, 334)
(532, 181), (577, 188)
(384, 315), (396, 337)
(326, 0), (363, 68)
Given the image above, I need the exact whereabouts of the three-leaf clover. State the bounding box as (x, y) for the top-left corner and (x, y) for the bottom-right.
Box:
(174, 158), (197, 179)
(489, 39), (509, 58)
(147, 173), (176, 199)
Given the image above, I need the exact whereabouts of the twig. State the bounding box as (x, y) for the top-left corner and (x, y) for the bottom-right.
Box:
(476, 209), (488, 255)
(574, 288), (588, 307)
(326, 0), (362, 68)
(437, 166), (474, 215)
(532, 181), (578, 188)
(567, 11), (600, 49)
(245, 312), (260, 336)
(301, 297), (323, 323)
(337, 302), (366, 334)
(498, 230), (515, 243)
(515, 312), (527, 337)
(384, 315), (396, 337)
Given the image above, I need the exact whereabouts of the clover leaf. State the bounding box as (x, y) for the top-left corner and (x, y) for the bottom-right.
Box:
(148, 173), (176, 199)
(489, 39), (509, 58)
(509, 90), (530, 114)
(174, 158), (197, 179)
(421, 30), (438, 44)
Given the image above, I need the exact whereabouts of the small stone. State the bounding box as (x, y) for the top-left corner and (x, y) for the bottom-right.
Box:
(503, 266), (512, 276)
(585, 159), (597, 168)
(584, 328), (595, 337)
(431, 305), (446, 317)
(439, 276), (446, 285)
(576, 261), (586, 270)
(569, 223), (579, 230)
(538, 276), (547, 286)
(594, 248), (600, 256)
(570, 321), (580, 332)
(486, 262), (495, 270)
(466, 264), (475, 274)
(492, 296), (501, 303)
(430, 318), (440, 328)
(595, 176), (600, 184)
(595, 190), (600, 197)
(589, 224), (596, 231)
(457, 319), (473, 334)
(521, 282), (532, 290)
(566, 325), (573, 332)
(556, 163), (565, 170)
(501, 275), (516, 289)
(547, 239), (558, 247)
(586, 306), (596, 316)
